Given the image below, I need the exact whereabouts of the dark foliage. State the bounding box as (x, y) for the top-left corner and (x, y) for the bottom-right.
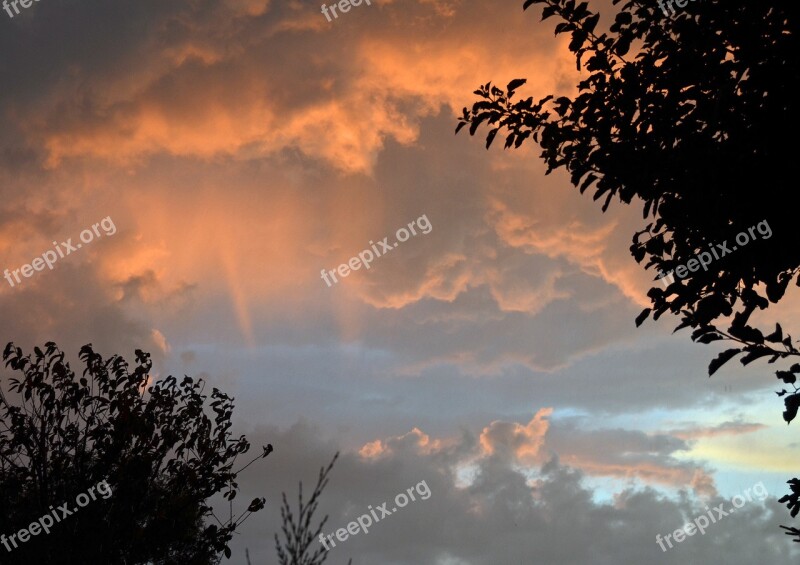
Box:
(779, 478), (800, 542)
(0, 342), (272, 563)
(456, 0), (799, 542)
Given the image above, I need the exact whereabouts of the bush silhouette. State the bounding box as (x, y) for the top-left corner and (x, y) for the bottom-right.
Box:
(0, 342), (272, 564)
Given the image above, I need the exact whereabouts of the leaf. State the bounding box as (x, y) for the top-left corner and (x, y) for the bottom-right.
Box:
(728, 324), (764, 344)
(779, 525), (800, 541)
(783, 393), (800, 424)
(583, 13), (600, 34)
(569, 30), (589, 53)
(539, 3), (556, 18)
(615, 11), (632, 25)
(740, 346), (772, 366)
(709, 348), (741, 376)
(635, 308), (651, 327)
(765, 323), (784, 343)
(614, 35), (632, 57)
(696, 333), (724, 344)
(766, 274), (791, 303)
(507, 78), (527, 93)
(580, 173), (597, 193)
(486, 128), (499, 149)
(555, 22), (572, 35)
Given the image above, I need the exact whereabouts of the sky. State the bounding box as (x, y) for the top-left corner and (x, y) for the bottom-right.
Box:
(1, 0), (798, 563)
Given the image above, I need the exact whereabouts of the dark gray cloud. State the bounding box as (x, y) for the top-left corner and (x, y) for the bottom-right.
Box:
(226, 420), (799, 564)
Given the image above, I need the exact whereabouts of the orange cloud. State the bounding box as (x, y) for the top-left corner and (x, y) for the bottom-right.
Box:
(478, 408), (553, 464)
(668, 421), (767, 441)
(358, 426), (445, 460)
(568, 458), (717, 498)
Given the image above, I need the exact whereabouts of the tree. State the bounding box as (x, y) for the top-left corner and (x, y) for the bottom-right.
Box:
(456, 0), (799, 540)
(244, 452), (352, 565)
(0, 341), (273, 564)
(274, 452), (351, 565)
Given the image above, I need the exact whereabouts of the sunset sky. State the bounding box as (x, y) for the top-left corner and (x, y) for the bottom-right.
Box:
(1, 0), (798, 563)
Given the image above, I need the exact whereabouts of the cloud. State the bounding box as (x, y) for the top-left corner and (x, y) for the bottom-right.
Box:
(228, 417), (799, 564)
(359, 426), (448, 459)
(2, 0), (576, 174)
(0, 260), (166, 366)
(668, 420), (768, 441)
(543, 419), (719, 497)
(2, 0), (668, 375)
(478, 407), (552, 464)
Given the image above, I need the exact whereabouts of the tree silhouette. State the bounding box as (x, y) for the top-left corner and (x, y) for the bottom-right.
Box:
(456, 0), (799, 540)
(0, 342), (273, 563)
(275, 452), (338, 565)
(244, 452), (352, 565)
